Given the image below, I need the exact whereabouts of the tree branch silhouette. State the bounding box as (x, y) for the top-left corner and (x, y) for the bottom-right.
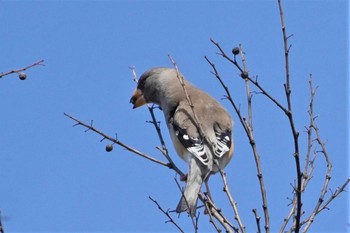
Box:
(64, 1), (349, 232)
(277, 1), (302, 231)
(63, 113), (172, 169)
(0, 59), (45, 79)
(205, 46), (270, 233)
(149, 196), (185, 233)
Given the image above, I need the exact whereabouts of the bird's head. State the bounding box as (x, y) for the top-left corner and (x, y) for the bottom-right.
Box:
(130, 67), (180, 109)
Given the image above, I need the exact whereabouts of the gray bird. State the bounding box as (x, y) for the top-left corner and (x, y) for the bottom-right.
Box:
(130, 67), (234, 216)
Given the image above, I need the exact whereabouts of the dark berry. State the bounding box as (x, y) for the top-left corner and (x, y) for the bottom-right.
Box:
(241, 71), (249, 79)
(19, 72), (27, 80)
(232, 47), (240, 55)
(105, 144), (113, 152)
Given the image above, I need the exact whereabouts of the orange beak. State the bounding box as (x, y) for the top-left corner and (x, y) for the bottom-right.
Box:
(130, 89), (146, 109)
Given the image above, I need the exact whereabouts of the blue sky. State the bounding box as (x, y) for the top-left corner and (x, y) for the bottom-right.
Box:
(0, 1), (348, 232)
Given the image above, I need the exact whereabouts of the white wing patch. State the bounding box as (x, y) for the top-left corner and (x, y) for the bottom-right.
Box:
(174, 126), (209, 165)
(172, 122), (232, 165)
(214, 131), (231, 158)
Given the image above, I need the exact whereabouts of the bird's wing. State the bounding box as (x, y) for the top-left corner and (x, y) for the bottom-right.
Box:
(169, 101), (210, 165)
(213, 123), (232, 158)
(170, 103), (232, 164)
(171, 121), (209, 165)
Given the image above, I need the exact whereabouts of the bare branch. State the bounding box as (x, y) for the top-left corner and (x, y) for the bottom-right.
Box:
(277, 1), (302, 231)
(214, 160), (246, 233)
(252, 209), (262, 233)
(303, 105), (316, 191)
(205, 55), (270, 233)
(0, 59), (45, 79)
(280, 199), (296, 232)
(238, 53), (266, 233)
(210, 38), (243, 73)
(199, 192), (237, 233)
(239, 44), (253, 130)
(149, 196), (185, 233)
(313, 179), (350, 216)
(63, 113), (172, 169)
(210, 38), (288, 115)
(128, 66), (139, 84)
(300, 76), (333, 232)
(280, 74), (320, 233)
(203, 200), (223, 233)
(208, 36), (348, 233)
(146, 105), (184, 176)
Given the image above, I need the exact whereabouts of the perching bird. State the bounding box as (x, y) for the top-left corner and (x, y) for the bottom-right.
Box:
(130, 67), (234, 216)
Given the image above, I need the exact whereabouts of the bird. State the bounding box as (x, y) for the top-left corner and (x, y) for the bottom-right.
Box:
(130, 67), (234, 216)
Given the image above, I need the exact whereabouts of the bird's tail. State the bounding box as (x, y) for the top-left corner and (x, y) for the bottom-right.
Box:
(176, 158), (203, 216)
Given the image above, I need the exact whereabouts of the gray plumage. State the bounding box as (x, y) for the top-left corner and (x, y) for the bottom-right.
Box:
(131, 67), (234, 216)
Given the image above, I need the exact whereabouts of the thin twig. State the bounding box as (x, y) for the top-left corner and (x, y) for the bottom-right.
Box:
(252, 209), (262, 233)
(239, 44), (253, 130)
(214, 160), (246, 233)
(280, 199), (295, 233)
(205, 55), (269, 232)
(210, 38), (243, 73)
(149, 196), (185, 233)
(210, 38), (288, 115)
(0, 59), (45, 78)
(210, 211), (233, 233)
(64, 113), (171, 168)
(280, 75), (320, 233)
(129, 66), (139, 84)
(203, 199), (223, 233)
(277, 1), (302, 232)
(306, 179), (350, 218)
(147, 105), (184, 176)
(204, 56), (248, 137)
(199, 192), (237, 233)
(301, 76), (333, 232)
(302, 75), (318, 191)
